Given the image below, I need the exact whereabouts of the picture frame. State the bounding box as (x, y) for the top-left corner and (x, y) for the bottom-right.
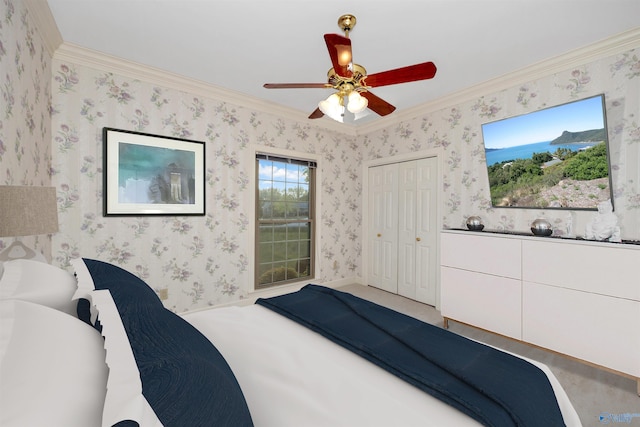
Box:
(103, 127), (205, 216)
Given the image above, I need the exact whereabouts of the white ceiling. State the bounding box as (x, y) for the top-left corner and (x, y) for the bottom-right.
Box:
(45, 0), (640, 125)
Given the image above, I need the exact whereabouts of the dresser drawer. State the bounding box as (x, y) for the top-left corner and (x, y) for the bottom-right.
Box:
(441, 266), (522, 340)
(522, 240), (640, 301)
(441, 232), (521, 280)
(523, 281), (640, 377)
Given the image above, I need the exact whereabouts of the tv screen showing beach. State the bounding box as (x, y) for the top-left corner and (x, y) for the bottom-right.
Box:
(481, 94), (613, 210)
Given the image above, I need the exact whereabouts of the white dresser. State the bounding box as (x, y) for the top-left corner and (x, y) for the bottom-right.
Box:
(440, 229), (640, 392)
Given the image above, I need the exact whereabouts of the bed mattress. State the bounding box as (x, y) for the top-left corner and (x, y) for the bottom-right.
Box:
(184, 303), (581, 427)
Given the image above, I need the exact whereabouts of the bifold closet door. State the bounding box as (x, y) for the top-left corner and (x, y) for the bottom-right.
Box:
(397, 157), (438, 305)
(369, 157), (438, 305)
(369, 163), (399, 294)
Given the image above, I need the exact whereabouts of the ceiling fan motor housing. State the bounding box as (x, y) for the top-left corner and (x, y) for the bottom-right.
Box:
(338, 14), (357, 35)
(327, 63), (368, 94)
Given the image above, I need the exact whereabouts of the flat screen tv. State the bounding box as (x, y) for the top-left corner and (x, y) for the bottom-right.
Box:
(481, 94), (613, 210)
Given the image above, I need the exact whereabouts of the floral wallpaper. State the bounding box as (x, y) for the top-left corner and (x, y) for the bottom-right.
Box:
(48, 62), (361, 312)
(2, 1), (639, 313)
(0, 0), (54, 257)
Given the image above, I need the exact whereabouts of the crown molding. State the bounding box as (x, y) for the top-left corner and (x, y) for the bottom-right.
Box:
(41, 0), (637, 140)
(24, 0), (63, 57)
(357, 27), (640, 136)
(53, 43), (358, 137)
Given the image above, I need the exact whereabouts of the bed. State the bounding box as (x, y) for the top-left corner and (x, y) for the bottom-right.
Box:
(0, 258), (582, 427)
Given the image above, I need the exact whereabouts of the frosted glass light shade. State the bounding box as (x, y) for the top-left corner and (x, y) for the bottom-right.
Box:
(347, 91), (368, 114)
(318, 94), (344, 122)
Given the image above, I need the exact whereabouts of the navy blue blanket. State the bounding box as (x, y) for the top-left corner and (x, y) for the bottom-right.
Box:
(256, 285), (565, 427)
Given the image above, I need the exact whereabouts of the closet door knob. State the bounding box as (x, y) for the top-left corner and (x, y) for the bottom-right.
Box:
(377, 233), (382, 237)
(416, 237), (421, 241)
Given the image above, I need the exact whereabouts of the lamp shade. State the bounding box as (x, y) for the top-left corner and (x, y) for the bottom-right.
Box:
(0, 186), (59, 237)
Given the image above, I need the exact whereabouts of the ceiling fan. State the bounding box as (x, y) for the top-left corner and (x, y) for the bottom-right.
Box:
(263, 14), (437, 122)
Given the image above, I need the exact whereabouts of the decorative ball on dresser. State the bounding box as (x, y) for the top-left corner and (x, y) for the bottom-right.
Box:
(466, 216), (484, 231)
(530, 218), (553, 236)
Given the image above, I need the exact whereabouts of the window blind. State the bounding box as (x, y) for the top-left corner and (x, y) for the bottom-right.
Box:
(256, 153), (317, 168)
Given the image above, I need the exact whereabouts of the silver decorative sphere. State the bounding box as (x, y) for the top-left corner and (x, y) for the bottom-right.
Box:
(531, 218), (553, 236)
(466, 216), (484, 231)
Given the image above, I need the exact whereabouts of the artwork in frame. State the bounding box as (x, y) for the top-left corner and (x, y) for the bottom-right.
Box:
(103, 127), (205, 216)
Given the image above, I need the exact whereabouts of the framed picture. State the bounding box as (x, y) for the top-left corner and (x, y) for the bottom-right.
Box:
(103, 127), (205, 216)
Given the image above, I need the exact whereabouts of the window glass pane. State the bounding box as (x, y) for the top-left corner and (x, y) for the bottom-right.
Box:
(272, 164), (286, 183)
(271, 201), (286, 219)
(298, 223), (311, 239)
(299, 240), (311, 258)
(285, 183), (297, 201)
(271, 224), (286, 242)
(259, 224), (274, 243)
(258, 181), (272, 198)
(258, 224), (273, 243)
(258, 200), (272, 220)
(272, 241), (287, 260)
(286, 222), (300, 240)
(283, 202), (294, 219)
(256, 155), (315, 289)
(298, 259), (311, 277)
(285, 261), (300, 280)
(299, 183), (309, 200)
(258, 160), (273, 180)
(286, 241), (299, 260)
(258, 242), (274, 263)
(285, 163), (300, 182)
(257, 263), (273, 278)
(257, 262), (290, 286)
(257, 269), (272, 286)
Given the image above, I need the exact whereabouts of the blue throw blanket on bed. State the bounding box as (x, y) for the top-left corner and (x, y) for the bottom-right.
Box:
(256, 284), (565, 427)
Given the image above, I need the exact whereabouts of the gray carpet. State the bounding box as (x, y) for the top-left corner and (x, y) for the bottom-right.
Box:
(337, 284), (639, 427)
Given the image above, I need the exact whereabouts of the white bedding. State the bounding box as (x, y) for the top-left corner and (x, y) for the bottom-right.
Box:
(0, 258), (582, 426)
(184, 304), (582, 427)
(0, 299), (108, 426)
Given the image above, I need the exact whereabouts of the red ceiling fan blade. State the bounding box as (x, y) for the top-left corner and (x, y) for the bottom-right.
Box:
(308, 108), (324, 119)
(324, 34), (353, 78)
(361, 91), (396, 116)
(364, 62), (437, 88)
(264, 83), (330, 89)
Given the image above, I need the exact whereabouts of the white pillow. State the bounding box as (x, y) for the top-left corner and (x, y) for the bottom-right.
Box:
(90, 290), (163, 427)
(0, 259), (77, 316)
(0, 299), (108, 426)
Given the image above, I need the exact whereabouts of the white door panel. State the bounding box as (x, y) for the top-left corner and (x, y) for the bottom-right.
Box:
(368, 157), (438, 303)
(368, 164), (398, 293)
(398, 161), (417, 299)
(415, 157), (438, 305)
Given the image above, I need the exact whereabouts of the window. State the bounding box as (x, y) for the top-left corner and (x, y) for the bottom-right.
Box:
(255, 154), (316, 289)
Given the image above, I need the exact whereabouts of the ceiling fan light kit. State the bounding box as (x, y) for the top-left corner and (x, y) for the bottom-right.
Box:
(263, 14), (437, 122)
(318, 93), (345, 122)
(347, 91), (368, 114)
